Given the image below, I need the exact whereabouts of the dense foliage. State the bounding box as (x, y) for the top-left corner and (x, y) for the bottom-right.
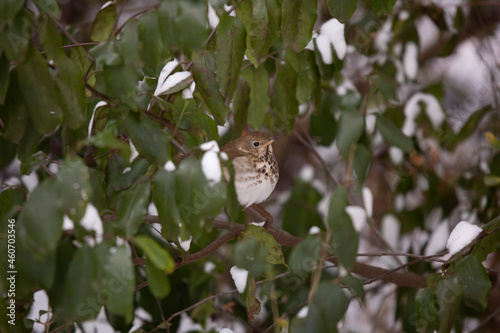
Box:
(1, 0), (500, 332)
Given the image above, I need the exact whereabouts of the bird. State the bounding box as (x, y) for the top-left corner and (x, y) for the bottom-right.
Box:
(221, 132), (279, 209)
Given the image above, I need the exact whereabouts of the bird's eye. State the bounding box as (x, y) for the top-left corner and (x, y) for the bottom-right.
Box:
(253, 141), (260, 147)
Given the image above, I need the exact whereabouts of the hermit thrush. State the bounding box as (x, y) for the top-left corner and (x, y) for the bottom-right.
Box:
(221, 132), (279, 209)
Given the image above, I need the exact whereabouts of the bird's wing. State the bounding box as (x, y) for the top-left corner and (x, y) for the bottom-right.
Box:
(221, 144), (246, 159)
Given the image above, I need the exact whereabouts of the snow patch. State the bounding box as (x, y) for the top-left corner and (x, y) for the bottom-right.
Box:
(446, 221), (482, 256)
(129, 141), (139, 162)
(155, 71), (191, 96)
(316, 19), (346, 64)
(297, 306), (309, 318)
(88, 101), (107, 137)
(201, 151), (222, 184)
(403, 93), (444, 136)
(345, 206), (366, 232)
(389, 147), (404, 165)
(178, 236), (192, 251)
(80, 204), (103, 246)
(164, 160), (176, 172)
(148, 201), (158, 216)
(381, 214), (400, 249)
(230, 266), (249, 293)
(207, 2), (219, 29)
(424, 220), (449, 256)
(122, 167), (131, 174)
(200, 140), (220, 152)
(362, 187), (373, 217)
(204, 261), (216, 274)
(308, 226), (321, 234)
(403, 42), (419, 80)
(21, 173), (38, 192)
(63, 215), (74, 231)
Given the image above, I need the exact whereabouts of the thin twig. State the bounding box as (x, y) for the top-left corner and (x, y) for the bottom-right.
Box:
(308, 231), (332, 302)
(263, 300), (308, 333)
(469, 305), (500, 333)
(40, 164), (56, 179)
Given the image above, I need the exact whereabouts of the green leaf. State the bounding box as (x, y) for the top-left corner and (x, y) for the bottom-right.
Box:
(216, 15), (246, 105)
(240, 225), (286, 266)
(55, 157), (92, 221)
(327, 186), (359, 272)
(0, 51), (10, 104)
(32, 0), (61, 19)
(471, 215), (500, 262)
(371, 0), (397, 15)
(62, 244), (108, 322)
(89, 41), (122, 67)
(244, 276), (261, 321)
(241, 65), (270, 129)
(376, 113), (414, 152)
(325, 0), (357, 23)
(455, 255), (491, 311)
(175, 0), (208, 50)
(340, 275), (365, 303)
(271, 63), (298, 133)
(282, 180), (323, 236)
(106, 245), (135, 323)
(145, 258), (171, 299)
(288, 236), (322, 276)
(282, 0), (317, 52)
(306, 282), (348, 331)
(0, 0), (24, 24)
(353, 144), (372, 191)
(336, 111), (365, 158)
(1, 74), (27, 144)
(122, 112), (170, 167)
(134, 235), (175, 273)
(310, 93), (337, 146)
(152, 169), (182, 240)
(114, 180), (151, 237)
(232, 79), (251, 138)
(236, 0), (281, 66)
(18, 180), (63, 256)
(326, 185), (348, 228)
(414, 287), (439, 332)
(233, 238), (269, 277)
(0, 10), (30, 62)
(435, 277), (462, 333)
(192, 51), (229, 125)
(102, 64), (138, 110)
(484, 174), (500, 186)
(331, 212), (359, 272)
(91, 2), (117, 42)
(16, 44), (63, 135)
(138, 10), (162, 73)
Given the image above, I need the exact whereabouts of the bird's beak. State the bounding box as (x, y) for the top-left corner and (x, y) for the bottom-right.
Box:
(263, 137), (278, 147)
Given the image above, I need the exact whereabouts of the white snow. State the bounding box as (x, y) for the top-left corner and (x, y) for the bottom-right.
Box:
(402, 93), (444, 136)
(308, 226), (321, 234)
(317, 195), (330, 221)
(207, 3), (219, 29)
(345, 206), (366, 232)
(219, 329), (234, 333)
(375, 20), (393, 55)
(63, 215), (74, 231)
(362, 187), (373, 217)
(154, 60), (180, 96)
(155, 71), (192, 96)
(297, 306), (309, 318)
(381, 214), (400, 249)
(21, 172), (38, 192)
(316, 19), (346, 64)
(446, 221), (483, 256)
(394, 194), (405, 212)
(101, 1), (112, 9)
(122, 167), (131, 174)
(204, 261), (216, 273)
(148, 201), (158, 216)
(424, 220), (449, 256)
(80, 204), (103, 246)
(230, 266), (249, 293)
(389, 147), (404, 165)
(250, 221), (266, 227)
(4, 177), (21, 186)
(26, 290), (51, 332)
(201, 151), (222, 184)
(49, 163), (59, 175)
(403, 42), (419, 80)
(299, 164), (315, 182)
(129, 141), (139, 162)
(200, 140), (220, 152)
(88, 101), (107, 137)
(164, 160), (176, 172)
(178, 236), (192, 251)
